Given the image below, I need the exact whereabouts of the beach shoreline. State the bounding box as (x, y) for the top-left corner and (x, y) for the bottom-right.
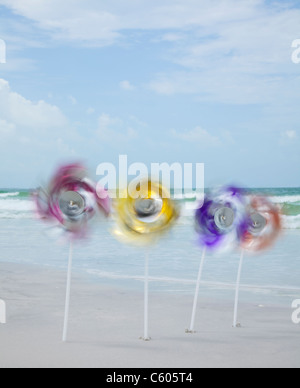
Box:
(0, 262), (299, 368)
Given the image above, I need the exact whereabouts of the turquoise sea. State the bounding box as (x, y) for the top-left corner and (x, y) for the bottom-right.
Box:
(0, 187), (299, 306)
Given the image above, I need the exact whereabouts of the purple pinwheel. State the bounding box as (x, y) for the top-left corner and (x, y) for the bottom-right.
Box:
(187, 186), (248, 334)
(195, 186), (248, 252)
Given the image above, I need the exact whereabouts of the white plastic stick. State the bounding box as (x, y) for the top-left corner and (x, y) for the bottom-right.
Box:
(0, 299), (6, 324)
(62, 241), (73, 342)
(187, 247), (207, 333)
(233, 250), (244, 328)
(143, 250), (150, 341)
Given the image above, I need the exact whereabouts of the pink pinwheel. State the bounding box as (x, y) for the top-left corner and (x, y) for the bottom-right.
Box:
(35, 163), (110, 239)
(34, 163), (110, 342)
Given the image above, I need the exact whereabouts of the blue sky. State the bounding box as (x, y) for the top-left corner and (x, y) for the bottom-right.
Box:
(0, 0), (299, 188)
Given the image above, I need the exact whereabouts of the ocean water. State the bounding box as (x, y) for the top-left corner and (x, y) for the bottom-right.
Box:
(0, 188), (299, 306)
(1, 187), (300, 227)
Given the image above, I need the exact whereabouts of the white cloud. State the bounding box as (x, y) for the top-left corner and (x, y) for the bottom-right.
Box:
(0, 78), (80, 167)
(86, 107), (95, 115)
(0, 118), (16, 136)
(284, 130), (297, 140)
(148, 3), (299, 104)
(0, 57), (37, 73)
(97, 113), (139, 143)
(148, 76), (179, 95)
(0, 79), (67, 131)
(171, 126), (221, 146)
(68, 95), (77, 105)
(0, 0), (281, 45)
(56, 137), (76, 155)
(128, 115), (148, 128)
(279, 129), (298, 146)
(127, 127), (138, 139)
(160, 33), (185, 42)
(120, 80), (135, 91)
(98, 113), (123, 134)
(1, 0), (299, 104)
(148, 70), (299, 104)
(0, 0), (120, 46)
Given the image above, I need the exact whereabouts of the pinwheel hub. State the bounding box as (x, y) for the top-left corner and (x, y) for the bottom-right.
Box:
(214, 206), (235, 230)
(248, 212), (267, 235)
(134, 198), (163, 222)
(59, 191), (85, 219)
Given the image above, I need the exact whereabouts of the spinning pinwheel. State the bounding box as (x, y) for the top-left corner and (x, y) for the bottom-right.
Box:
(232, 195), (282, 328)
(112, 179), (179, 340)
(187, 186), (248, 333)
(34, 163), (110, 341)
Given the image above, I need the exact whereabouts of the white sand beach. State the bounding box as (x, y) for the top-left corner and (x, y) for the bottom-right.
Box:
(0, 262), (299, 368)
